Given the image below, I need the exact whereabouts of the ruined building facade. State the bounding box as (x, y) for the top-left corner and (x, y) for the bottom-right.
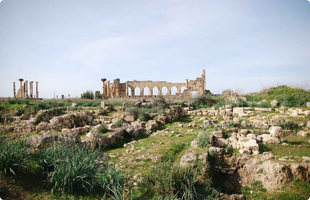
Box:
(101, 70), (207, 98)
(13, 78), (39, 99)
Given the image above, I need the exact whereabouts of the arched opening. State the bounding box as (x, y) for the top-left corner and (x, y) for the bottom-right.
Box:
(135, 87), (141, 96)
(161, 86), (168, 95)
(181, 86), (187, 93)
(171, 86), (177, 95)
(153, 87), (159, 95)
(191, 91), (197, 99)
(128, 87), (132, 96)
(143, 87), (150, 96)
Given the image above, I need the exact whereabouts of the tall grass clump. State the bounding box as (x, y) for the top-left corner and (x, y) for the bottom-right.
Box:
(38, 142), (101, 194)
(141, 161), (218, 200)
(198, 133), (211, 148)
(99, 164), (129, 200)
(0, 139), (32, 175)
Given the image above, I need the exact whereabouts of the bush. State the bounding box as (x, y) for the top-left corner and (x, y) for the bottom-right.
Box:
(193, 95), (217, 109)
(152, 96), (169, 111)
(0, 139), (32, 175)
(138, 112), (151, 122)
(279, 121), (300, 131)
(81, 90), (94, 99)
(128, 107), (140, 120)
(114, 119), (124, 128)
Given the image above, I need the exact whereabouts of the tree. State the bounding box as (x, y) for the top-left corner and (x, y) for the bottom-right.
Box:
(95, 91), (102, 99)
(81, 90), (94, 99)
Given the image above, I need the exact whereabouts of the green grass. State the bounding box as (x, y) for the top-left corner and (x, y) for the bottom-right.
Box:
(244, 85), (310, 107)
(262, 144), (310, 157)
(283, 135), (310, 145)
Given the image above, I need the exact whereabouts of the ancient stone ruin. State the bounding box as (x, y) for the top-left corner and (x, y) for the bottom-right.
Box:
(13, 78), (39, 99)
(101, 70), (207, 99)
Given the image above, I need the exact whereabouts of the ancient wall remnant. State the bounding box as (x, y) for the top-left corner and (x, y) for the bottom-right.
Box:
(101, 70), (207, 98)
(14, 78), (39, 99)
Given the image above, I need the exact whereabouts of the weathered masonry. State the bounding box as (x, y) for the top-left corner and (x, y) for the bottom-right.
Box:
(101, 70), (207, 98)
(13, 78), (39, 99)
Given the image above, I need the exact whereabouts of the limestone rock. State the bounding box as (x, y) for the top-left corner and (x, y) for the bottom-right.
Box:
(261, 134), (280, 144)
(27, 135), (43, 148)
(180, 149), (198, 167)
(203, 120), (213, 127)
(215, 138), (227, 147)
(270, 100), (278, 107)
(145, 120), (158, 131)
(91, 124), (107, 135)
(297, 131), (310, 137)
(209, 147), (224, 156)
(269, 126), (283, 138)
(212, 130), (223, 138)
(304, 111), (310, 117)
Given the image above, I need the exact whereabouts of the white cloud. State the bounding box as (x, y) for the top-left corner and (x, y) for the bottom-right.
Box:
(308, 0), (310, 3)
(0, 0), (3, 3)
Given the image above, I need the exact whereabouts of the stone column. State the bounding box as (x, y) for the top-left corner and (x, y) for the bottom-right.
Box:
(19, 78), (24, 98)
(159, 87), (162, 95)
(36, 82), (39, 99)
(30, 82), (32, 98)
(177, 87), (181, 95)
(23, 82), (26, 98)
(168, 88), (171, 95)
(126, 81), (128, 96)
(107, 81), (110, 98)
(25, 80), (28, 98)
(101, 78), (106, 97)
(186, 79), (189, 89)
(13, 82), (16, 98)
(150, 88), (153, 96)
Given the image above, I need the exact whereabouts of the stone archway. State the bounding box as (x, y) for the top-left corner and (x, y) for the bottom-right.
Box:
(161, 86), (168, 95)
(143, 87), (150, 96)
(153, 87), (159, 96)
(171, 86), (178, 95)
(135, 87), (141, 96)
(181, 86), (187, 93)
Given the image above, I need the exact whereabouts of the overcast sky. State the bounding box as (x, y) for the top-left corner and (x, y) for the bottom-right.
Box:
(0, 0), (310, 98)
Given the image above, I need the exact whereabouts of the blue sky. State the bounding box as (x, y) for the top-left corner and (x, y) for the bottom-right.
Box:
(0, 0), (310, 98)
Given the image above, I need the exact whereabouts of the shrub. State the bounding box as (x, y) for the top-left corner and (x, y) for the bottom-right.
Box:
(193, 94), (217, 109)
(0, 140), (32, 175)
(81, 90), (94, 99)
(138, 112), (150, 122)
(279, 121), (300, 132)
(152, 96), (169, 111)
(198, 133), (211, 148)
(114, 119), (124, 128)
(128, 107), (140, 120)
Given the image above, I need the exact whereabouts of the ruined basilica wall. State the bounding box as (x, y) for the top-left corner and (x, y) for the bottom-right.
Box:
(127, 81), (186, 92)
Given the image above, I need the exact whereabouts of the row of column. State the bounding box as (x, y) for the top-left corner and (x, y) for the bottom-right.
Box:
(129, 86), (184, 97)
(13, 78), (39, 99)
